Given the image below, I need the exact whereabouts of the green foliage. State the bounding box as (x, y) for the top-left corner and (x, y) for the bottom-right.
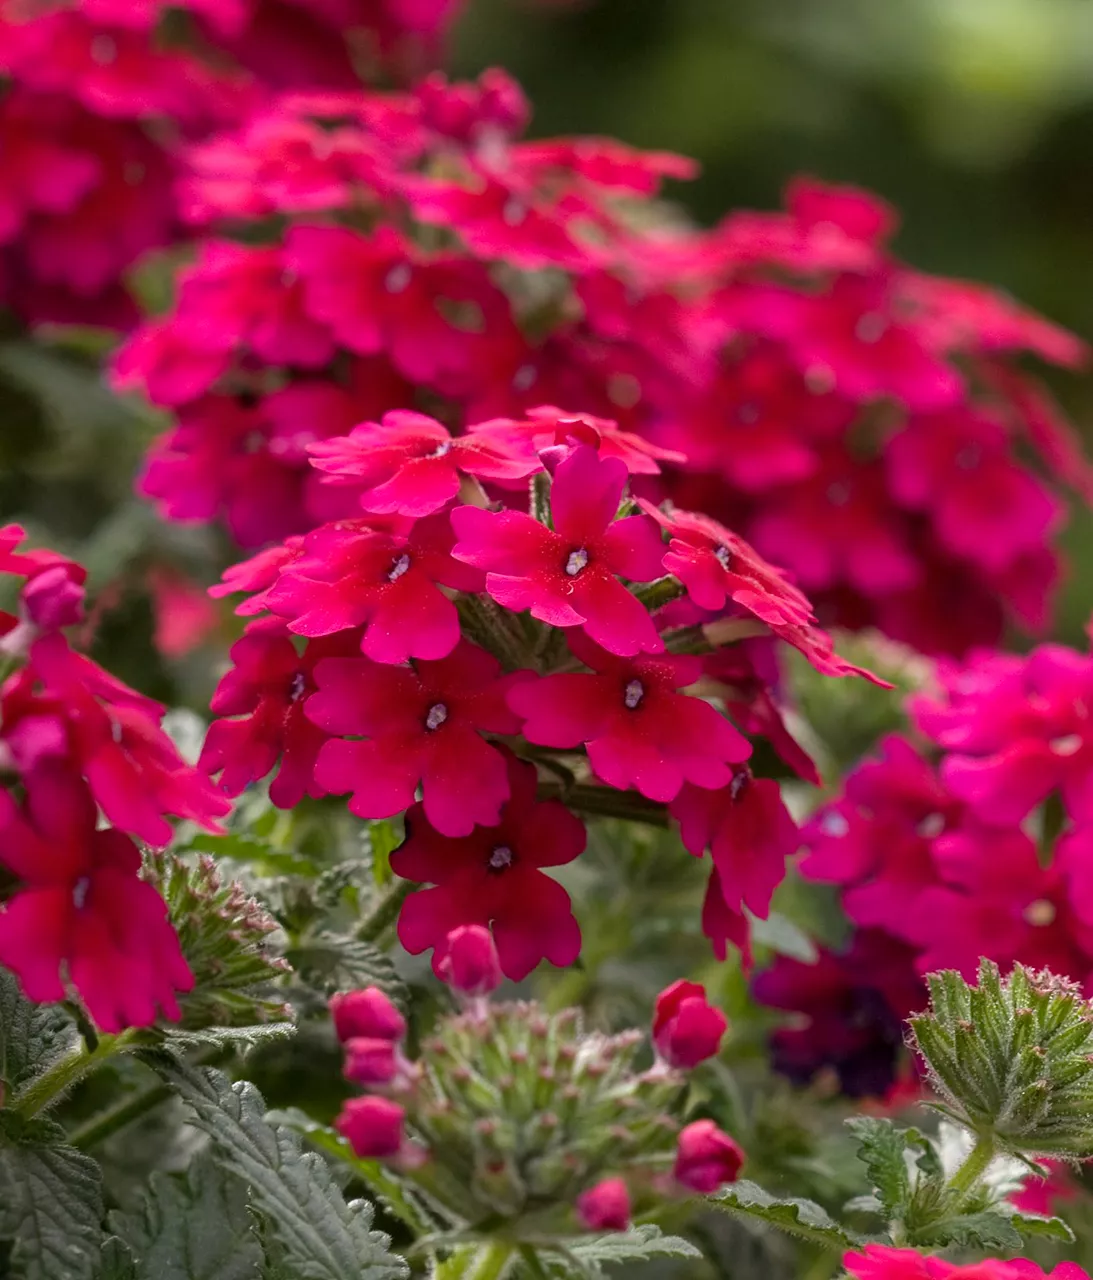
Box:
(0, 970), (76, 1097)
(710, 1179), (861, 1251)
(151, 1058), (408, 1280)
(0, 1112), (104, 1280)
(548, 1226), (703, 1276)
(110, 1151), (262, 1280)
(911, 961), (1093, 1157)
(286, 933), (408, 1005)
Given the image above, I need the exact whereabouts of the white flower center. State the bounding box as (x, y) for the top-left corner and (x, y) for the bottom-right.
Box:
(388, 554), (411, 582)
(565, 548), (589, 577)
(425, 702), (448, 731)
(855, 312), (887, 344)
(624, 679), (644, 710)
(715, 545), (732, 570)
(288, 672), (307, 702)
(916, 812), (945, 839)
(1023, 899), (1056, 927)
(489, 845), (514, 871)
(72, 877), (91, 910)
(385, 264), (412, 294)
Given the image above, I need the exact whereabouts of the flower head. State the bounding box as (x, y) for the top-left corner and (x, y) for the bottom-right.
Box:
(576, 1179), (631, 1232)
(673, 1120), (744, 1193)
(652, 980), (727, 1069)
(330, 987), (407, 1044)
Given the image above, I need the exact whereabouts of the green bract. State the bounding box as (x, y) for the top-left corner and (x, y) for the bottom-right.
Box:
(910, 960), (1093, 1158)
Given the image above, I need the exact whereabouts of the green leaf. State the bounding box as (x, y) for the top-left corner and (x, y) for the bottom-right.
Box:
(747, 911), (818, 963)
(95, 1239), (138, 1280)
(110, 1150), (262, 1280)
(188, 833), (320, 879)
(159, 1023), (297, 1053)
(711, 1179), (861, 1250)
(911, 1208), (1021, 1251)
(0, 1112), (104, 1280)
(845, 1116), (924, 1218)
(0, 969), (76, 1094)
(267, 1107), (445, 1238)
(151, 1058), (407, 1280)
(553, 1226), (701, 1275)
(287, 932), (407, 1004)
(1009, 1210), (1076, 1243)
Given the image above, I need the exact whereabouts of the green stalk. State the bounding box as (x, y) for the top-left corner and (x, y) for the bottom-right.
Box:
(354, 878), (415, 942)
(13, 1029), (137, 1118)
(466, 1242), (515, 1280)
(947, 1133), (996, 1201)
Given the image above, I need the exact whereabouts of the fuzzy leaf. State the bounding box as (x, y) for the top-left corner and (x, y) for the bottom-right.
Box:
(1008, 1211), (1076, 1243)
(555, 1226), (701, 1275)
(846, 1117), (933, 1218)
(160, 1023), (297, 1053)
(912, 1209), (1021, 1250)
(0, 1113), (104, 1280)
(95, 1239), (137, 1280)
(152, 1058), (407, 1280)
(110, 1149), (262, 1280)
(287, 933), (407, 1004)
(711, 1179), (861, 1250)
(0, 970), (77, 1095)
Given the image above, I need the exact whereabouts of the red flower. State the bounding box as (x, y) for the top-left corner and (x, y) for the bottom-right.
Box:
(200, 628), (356, 810)
(508, 634), (750, 803)
(0, 768), (193, 1032)
(307, 640), (530, 836)
(330, 987), (406, 1044)
(391, 754), (585, 981)
(336, 1096), (406, 1159)
(652, 979), (727, 1069)
(437, 924), (503, 996)
(673, 1120), (744, 1194)
(451, 444), (665, 656)
(576, 1179), (631, 1232)
(308, 409), (537, 517)
(262, 513), (482, 665)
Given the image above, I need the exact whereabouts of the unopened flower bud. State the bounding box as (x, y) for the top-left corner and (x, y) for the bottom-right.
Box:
(437, 924), (502, 997)
(22, 564), (85, 631)
(330, 988), (406, 1044)
(343, 1037), (400, 1086)
(576, 1177), (631, 1232)
(652, 980), (727, 1069)
(336, 1096), (406, 1158)
(673, 1120), (744, 1193)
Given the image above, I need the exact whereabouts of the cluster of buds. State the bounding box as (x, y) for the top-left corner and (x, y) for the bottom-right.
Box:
(911, 960), (1093, 1159)
(331, 926), (743, 1234)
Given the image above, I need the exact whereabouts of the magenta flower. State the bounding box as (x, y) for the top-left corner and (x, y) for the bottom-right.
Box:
(307, 640), (530, 836)
(391, 754), (585, 981)
(4, 632), (230, 847)
(673, 1120), (744, 1194)
(576, 1179), (631, 1233)
(336, 1096), (406, 1159)
(437, 924), (503, 996)
(701, 868), (752, 965)
(652, 980), (727, 1069)
(0, 523), (86, 633)
(509, 634), (750, 803)
(330, 987), (406, 1044)
(262, 513), (482, 665)
(200, 629), (357, 811)
(639, 501), (881, 682)
(308, 409), (537, 517)
(343, 1038), (400, 1086)
(672, 773), (796, 924)
(0, 768), (193, 1032)
(450, 444), (665, 656)
(843, 1245), (1072, 1280)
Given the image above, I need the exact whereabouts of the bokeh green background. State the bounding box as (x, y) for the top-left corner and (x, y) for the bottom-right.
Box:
(453, 0), (1093, 644)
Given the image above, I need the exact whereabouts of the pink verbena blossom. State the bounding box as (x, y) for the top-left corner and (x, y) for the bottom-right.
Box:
(451, 445), (665, 656)
(391, 752), (585, 981)
(651, 979), (727, 1069)
(307, 639), (530, 835)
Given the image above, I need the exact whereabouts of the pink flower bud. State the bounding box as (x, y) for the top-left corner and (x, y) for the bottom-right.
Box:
(343, 1037), (400, 1085)
(652, 980), (727, 1069)
(673, 1120), (744, 1194)
(576, 1178), (631, 1232)
(335, 1096), (406, 1159)
(330, 988), (406, 1044)
(21, 564), (85, 630)
(437, 924), (502, 996)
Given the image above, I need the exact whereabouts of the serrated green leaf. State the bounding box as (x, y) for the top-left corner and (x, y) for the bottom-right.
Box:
(711, 1179), (861, 1250)
(846, 1116), (929, 1219)
(0, 1113), (104, 1280)
(1009, 1210), (1076, 1243)
(555, 1226), (701, 1275)
(151, 1059), (407, 1280)
(287, 932), (407, 1005)
(95, 1239), (137, 1280)
(110, 1149), (262, 1280)
(911, 1208), (1021, 1250)
(0, 968), (77, 1094)
(159, 1023), (297, 1053)
(267, 1107), (446, 1238)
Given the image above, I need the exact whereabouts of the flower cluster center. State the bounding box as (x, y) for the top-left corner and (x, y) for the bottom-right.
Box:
(565, 548), (589, 577)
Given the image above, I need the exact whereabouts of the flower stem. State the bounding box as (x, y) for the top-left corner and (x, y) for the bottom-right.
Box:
(355, 878), (415, 943)
(466, 1242), (515, 1280)
(13, 1029), (136, 1118)
(948, 1133), (996, 1201)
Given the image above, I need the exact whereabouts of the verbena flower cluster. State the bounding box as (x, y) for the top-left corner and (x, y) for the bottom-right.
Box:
(763, 635), (1093, 1094)
(0, 0), (464, 326)
(113, 71), (1090, 654)
(0, 526), (228, 1030)
(200, 420), (866, 977)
